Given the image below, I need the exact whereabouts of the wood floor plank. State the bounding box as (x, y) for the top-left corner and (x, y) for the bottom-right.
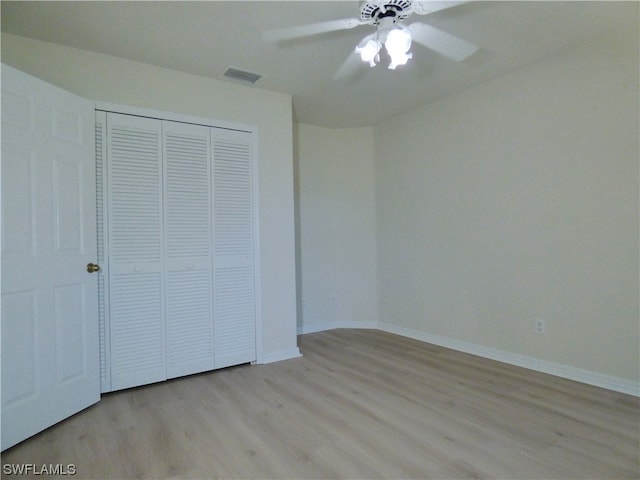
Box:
(2, 329), (638, 479)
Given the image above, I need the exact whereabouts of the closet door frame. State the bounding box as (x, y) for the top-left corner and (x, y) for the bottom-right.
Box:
(95, 101), (262, 392)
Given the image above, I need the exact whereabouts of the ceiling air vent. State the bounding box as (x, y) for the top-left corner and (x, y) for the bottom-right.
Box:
(219, 67), (262, 86)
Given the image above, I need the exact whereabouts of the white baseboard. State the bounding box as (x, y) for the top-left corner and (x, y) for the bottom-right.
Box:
(258, 347), (302, 364)
(378, 323), (640, 397)
(297, 322), (335, 335)
(297, 321), (639, 397)
(298, 321), (378, 335)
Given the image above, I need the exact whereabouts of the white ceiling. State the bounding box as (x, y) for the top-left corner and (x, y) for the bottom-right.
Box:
(1, 1), (637, 128)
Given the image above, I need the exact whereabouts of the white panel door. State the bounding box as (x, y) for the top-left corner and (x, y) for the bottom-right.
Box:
(212, 129), (256, 368)
(1, 65), (99, 450)
(106, 113), (165, 391)
(163, 121), (214, 378)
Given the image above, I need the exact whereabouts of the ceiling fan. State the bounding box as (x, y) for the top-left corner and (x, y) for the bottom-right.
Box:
(263, 0), (479, 79)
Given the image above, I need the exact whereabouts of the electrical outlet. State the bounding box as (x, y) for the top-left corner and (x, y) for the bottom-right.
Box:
(535, 318), (546, 335)
(330, 295), (336, 305)
(301, 298), (306, 309)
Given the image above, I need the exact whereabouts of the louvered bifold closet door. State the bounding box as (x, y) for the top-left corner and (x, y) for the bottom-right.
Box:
(163, 121), (214, 378)
(95, 112), (111, 392)
(212, 129), (256, 368)
(106, 113), (165, 391)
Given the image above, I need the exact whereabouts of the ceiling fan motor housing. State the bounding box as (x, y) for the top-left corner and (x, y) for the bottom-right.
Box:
(360, 0), (413, 24)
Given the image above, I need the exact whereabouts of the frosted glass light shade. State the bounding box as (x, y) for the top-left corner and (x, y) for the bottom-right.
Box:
(385, 27), (412, 69)
(356, 39), (381, 67)
(387, 51), (412, 69)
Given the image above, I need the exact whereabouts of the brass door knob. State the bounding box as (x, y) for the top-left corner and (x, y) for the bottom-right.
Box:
(87, 263), (101, 273)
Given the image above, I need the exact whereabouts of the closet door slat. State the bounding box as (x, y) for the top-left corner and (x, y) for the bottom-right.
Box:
(163, 121), (214, 378)
(213, 130), (256, 368)
(106, 113), (165, 391)
(95, 111), (111, 392)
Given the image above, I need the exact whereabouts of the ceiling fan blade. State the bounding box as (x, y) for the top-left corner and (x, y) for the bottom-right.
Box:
(412, 1), (470, 16)
(263, 18), (365, 42)
(408, 22), (478, 61)
(332, 52), (364, 80)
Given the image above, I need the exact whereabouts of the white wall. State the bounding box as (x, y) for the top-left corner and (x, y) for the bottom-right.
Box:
(295, 124), (378, 333)
(6, 27), (637, 392)
(375, 29), (639, 385)
(1, 33), (300, 362)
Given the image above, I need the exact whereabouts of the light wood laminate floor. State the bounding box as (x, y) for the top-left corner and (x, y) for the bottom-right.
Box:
(2, 329), (639, 479)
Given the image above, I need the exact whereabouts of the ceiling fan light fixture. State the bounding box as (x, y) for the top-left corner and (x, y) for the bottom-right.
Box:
(264, 0), (480, 79)
(384, 25), (412, 69)
(355, 39), (381, 67)
(387, 50), (412, 69)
